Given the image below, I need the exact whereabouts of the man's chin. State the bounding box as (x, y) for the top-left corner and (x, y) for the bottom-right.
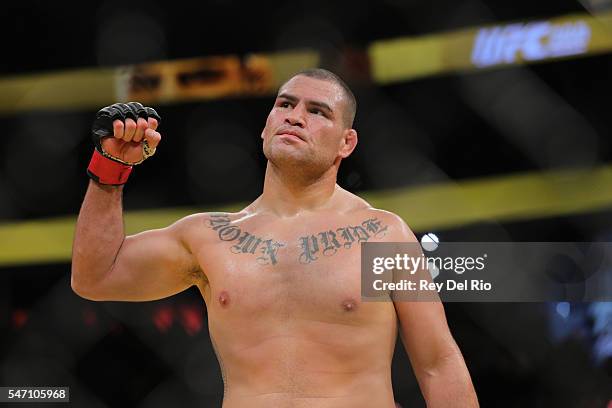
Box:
(268, 153), (306, 166)
(266, 148), (311, 167)
(267, 143), (305, 158)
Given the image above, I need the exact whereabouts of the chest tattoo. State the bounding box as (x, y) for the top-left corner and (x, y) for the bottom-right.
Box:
(298, 218), (388, 264)
(205, 214), (285, 265)
(206, 214), (389, 266)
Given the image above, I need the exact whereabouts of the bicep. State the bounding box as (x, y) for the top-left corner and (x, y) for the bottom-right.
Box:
(87, 222), (201, 301)
(395, 300), (460, 377)
(380, 211), (460, 374)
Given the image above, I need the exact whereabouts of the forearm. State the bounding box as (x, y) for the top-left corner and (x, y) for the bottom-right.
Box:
(418, 352), (479, 408)
(71, 180), (126, 291)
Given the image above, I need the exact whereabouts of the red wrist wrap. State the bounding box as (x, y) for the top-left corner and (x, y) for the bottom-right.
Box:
(87, 149), (133, 185)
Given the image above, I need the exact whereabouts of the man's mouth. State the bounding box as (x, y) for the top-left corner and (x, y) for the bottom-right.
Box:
(276, 129), (305, 142)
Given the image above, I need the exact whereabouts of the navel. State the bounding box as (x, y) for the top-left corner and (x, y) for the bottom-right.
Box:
(342, 298), (358, 312)
(218, 290), (231, 307)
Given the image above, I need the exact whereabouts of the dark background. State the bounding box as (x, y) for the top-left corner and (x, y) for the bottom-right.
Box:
(1, 1), (611, 407)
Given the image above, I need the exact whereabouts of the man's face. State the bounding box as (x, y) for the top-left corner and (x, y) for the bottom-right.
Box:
(261, 75), (352, 173)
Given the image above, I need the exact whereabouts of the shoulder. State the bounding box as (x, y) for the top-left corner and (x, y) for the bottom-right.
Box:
(329, 187), (416, 240)
(337, 187), (417, 241)
(170, 210), (250, 240)
(351, 205), (419, 244)
(175, 210), (250, 225)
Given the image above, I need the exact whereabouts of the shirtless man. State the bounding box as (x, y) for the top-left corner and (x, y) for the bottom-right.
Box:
(71, 69), (478, 407)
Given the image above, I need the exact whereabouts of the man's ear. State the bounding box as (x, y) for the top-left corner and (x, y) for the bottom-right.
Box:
(339, 128), (358, 159)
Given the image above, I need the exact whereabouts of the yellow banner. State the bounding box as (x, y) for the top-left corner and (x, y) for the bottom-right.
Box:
(1, 11), (612, 113)
(369, 11), (612, 84)
(2, 164), (612, 266)
(0, 50), (319, 114)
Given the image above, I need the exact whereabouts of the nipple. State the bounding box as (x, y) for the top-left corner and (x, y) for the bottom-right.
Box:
(218, 291), (230, 307)
(342, 298), (357, 312)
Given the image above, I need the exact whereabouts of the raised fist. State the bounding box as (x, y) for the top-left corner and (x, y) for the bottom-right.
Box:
(92, 102), (162, 165)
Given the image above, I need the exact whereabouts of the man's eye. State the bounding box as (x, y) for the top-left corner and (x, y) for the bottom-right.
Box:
(279, 102), (291, 108)
(310, 109), (324, 116)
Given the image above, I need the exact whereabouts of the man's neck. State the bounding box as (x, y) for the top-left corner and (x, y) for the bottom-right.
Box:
(255, 161), (340, 217)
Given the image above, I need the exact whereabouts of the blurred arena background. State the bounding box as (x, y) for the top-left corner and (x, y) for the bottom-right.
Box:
(1, 0), (611, 406)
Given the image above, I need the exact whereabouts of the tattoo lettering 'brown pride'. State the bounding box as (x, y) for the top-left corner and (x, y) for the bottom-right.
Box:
(205, 214), (388, 265)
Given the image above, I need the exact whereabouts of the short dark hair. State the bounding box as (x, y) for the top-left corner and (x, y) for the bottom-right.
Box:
(281, 68), (357, 128)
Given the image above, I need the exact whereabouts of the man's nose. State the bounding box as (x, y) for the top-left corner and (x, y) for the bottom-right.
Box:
(285, 105), (306, 127)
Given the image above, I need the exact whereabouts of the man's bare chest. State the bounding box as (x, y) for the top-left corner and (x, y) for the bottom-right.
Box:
(194, 213), (390, 317)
